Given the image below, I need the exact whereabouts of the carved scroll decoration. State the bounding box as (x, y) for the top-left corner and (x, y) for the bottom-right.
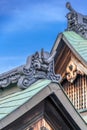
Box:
(65, 58), (85, 83)
(65, 61), (77, 83)
(0, 49), (61, 89)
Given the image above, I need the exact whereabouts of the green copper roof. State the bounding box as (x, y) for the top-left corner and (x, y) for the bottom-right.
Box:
(0, 79), (51, 120)
(63, 31), (87, 63)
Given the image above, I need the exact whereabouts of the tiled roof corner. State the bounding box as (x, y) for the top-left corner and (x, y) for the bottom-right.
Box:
(0, 79), (51, 120)
(63, 31), (87, 63)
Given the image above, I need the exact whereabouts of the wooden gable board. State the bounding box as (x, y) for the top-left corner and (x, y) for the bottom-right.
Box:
(51, 30), (87, 115)
(51, 31), (87, 79)
(52, 31), (87, 69)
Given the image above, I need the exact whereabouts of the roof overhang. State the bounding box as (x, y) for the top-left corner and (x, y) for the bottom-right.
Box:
(51, 31), (87, 68)
(0, 82), (87, 130)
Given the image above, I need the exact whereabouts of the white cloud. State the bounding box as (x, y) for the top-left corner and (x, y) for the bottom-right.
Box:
(1, 2), (66, 34)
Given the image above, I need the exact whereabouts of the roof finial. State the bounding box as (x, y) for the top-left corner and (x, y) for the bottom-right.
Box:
(66, 2), (75, 12)
(66, 2), (87, 39)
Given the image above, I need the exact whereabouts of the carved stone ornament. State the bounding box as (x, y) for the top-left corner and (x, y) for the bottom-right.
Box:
(66, 2), (87, 39)
(0, 49), (61, 89)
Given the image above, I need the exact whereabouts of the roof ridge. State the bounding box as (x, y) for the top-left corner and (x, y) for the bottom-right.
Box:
(0, 50), (61, 90)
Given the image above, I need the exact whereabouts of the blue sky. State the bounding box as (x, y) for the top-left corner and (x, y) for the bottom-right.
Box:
(0, 0), (87, 73)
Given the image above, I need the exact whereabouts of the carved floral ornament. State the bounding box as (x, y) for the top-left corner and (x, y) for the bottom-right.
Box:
(65, 60), (85, 83)
(0, 49), (61, 89)
(65, 61), (77, 83)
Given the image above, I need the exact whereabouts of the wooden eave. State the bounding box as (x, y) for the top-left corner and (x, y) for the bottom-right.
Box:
(51, 32), (87, 75)
(62, 34), (87, 68)
(0, 82), (87, 130)
(50, 33), (63, 55)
